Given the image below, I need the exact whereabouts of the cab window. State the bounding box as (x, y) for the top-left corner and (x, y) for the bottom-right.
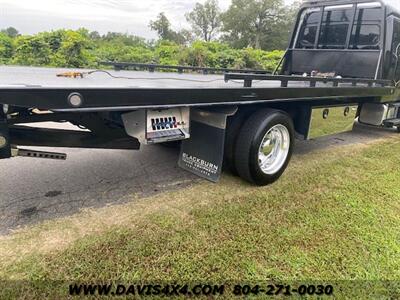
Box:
(350, 6), (381, 49)
(295, 9), (322, 49)
(294, 3), (383, 51)
(318, 6), (353, 49)
(392, 19), (400, 55)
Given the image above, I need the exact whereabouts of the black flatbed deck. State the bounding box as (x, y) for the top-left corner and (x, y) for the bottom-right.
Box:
(0, 66), (397, 112)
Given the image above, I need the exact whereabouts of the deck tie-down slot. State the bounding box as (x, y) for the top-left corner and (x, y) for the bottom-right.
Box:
(151, 116), (179, 130)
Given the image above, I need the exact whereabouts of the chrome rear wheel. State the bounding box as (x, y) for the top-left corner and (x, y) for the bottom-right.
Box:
(234, 109), (294, 186)
(258, 124), (290, 175)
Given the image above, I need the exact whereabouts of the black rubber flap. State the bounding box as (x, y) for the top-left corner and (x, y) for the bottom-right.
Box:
(0, 112), (11, 159)
(179, 119), (226, 182)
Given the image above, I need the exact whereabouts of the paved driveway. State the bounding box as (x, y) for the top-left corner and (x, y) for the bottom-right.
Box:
(0, 122), (397, 234)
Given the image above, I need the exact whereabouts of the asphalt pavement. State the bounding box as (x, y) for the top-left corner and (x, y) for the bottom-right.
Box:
(0, 122), (397, 234)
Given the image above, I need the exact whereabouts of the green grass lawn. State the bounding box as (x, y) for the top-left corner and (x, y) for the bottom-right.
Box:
(1, 137), (400, 298)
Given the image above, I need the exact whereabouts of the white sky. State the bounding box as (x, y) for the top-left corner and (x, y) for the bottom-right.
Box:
(0, 0), (295, 39)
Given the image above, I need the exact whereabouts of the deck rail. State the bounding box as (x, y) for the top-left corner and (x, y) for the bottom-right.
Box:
(224, 73), (395, 88)
(100, 61), (271, 75)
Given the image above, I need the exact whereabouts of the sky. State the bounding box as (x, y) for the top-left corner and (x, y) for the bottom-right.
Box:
(0, 0), (295, 39)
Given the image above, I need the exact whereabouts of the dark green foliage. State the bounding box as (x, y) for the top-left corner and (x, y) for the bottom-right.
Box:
(0, 33), (13, 63)
(0, 0), (302, 68)
(50, 30), (95, 68)
(0, 28), (284, 71)
(13, 35), (52, 66)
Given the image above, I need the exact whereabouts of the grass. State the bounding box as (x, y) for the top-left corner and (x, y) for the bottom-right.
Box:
(1, 136), (400, 298)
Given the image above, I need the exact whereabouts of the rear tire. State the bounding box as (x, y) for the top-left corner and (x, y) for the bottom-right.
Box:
(234, 109), (294, 186)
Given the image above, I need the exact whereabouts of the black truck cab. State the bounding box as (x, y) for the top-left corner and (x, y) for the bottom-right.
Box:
(282, 0), (400, 82)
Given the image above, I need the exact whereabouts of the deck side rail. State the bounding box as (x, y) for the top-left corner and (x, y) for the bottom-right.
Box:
(100, 61), (271, 75)
(224, 73), (395, 88)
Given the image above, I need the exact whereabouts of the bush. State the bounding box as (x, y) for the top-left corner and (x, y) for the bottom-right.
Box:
(50, 31), (95, 68)
(12, 35), (51, 66)
(0, 33), (13, 63)
(154, 41), (185, 66)
(0, 29), (284, 72)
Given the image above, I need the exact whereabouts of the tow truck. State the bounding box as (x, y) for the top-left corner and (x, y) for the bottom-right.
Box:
(0, 0), (399, 185)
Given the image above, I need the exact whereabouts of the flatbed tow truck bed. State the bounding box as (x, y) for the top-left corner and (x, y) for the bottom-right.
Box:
(2, 0), (400, 185)
(0, 66), (397, 112)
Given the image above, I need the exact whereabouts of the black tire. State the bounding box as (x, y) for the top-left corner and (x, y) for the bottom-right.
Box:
(234, 109), (294, 186)
(224, 112), (248, 175)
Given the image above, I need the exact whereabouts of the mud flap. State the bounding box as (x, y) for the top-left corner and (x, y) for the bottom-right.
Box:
(178, 107), (237, 182)
(0, 112), (11, 159)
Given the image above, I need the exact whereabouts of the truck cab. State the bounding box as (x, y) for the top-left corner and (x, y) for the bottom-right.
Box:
(282, 0), (400, 82)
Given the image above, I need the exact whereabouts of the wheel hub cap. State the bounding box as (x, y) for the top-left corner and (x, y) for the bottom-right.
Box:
(258, 124), (290, 175)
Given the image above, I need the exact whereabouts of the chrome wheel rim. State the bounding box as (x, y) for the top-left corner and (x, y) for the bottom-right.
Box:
(258, 124), (290, 175)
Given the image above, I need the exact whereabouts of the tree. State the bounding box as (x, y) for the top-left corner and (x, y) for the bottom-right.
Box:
(40, 30), (65, 52)
(13, 35), (51, 66)
(149, 13), (188, 45)
(221, 0), (286, 50)
(89, 31), (101, 40)
(102, 32), (148, 47)
(149, 13), (173, 40)
(270, 1), (302, 50)
(1, 27), (19, 38)
(178, 29), (194, 45)
(51, 31), (94, 67)
(0, 33), (14, 63)
(186, 0), (221, 42)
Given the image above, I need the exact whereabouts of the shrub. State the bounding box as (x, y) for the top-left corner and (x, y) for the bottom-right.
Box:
(3, 29), (284, 72)
(0, 33), (13, 63)
(12, 35), (51, 66)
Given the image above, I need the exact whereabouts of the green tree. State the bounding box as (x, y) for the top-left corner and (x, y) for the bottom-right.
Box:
(0, 33), (14, 63)
(0, 26), (286, 70)
(221, 0), (286, 50)
(185, 0), (221, 42)
(154, 40), (184, 65)
(101, 32), (148, 47)
(89, 31), (101, 40)
(13, 35), (51, 66)
(149, 13), (188, 45)
(40, 30), (65, 52)
(51, 31), (94, 67)
(1, 27), (19, 38)
(270, 1), (302, 50)
(150, 13), (172, 40)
